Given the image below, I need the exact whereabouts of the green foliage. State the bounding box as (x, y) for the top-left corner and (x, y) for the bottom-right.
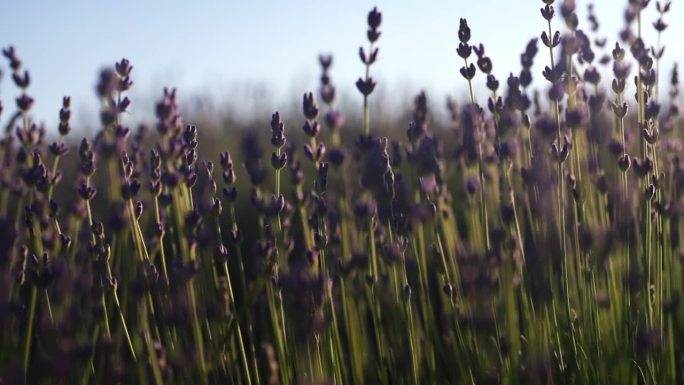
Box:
(0, 1), (682, 384)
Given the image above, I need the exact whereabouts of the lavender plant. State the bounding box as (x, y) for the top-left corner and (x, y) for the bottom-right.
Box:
(1, 1), (684, 384)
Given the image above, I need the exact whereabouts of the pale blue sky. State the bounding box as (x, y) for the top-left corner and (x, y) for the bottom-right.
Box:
(0, 1), (680, 132)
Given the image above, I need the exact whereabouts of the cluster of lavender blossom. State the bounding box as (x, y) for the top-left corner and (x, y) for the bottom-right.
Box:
(1, 1), (684, 384)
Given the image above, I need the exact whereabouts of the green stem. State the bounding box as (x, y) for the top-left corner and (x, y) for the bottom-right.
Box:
(23, 286), (38, 382)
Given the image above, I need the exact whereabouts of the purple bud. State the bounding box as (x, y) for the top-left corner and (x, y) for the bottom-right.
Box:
(459, 63), (476, 80)
(367, 7), (382, 29)
(115, 58), (133, 77)
(302, 92), (319, 120)
(319, 54), (333, 70)
(78, 182), (96, 201)
(212, 198), (223, 216)
(356, 77), (377, 96)
(12, 70), (30, 89)
(135, 201), (143, 219)
(16, 94), (34, 112)
(271, 152), (287, 170)
(456, 42), (472, 60)
(302, 120), (321, 138)
(541, 4), (555, 20)
(458, 18), (471, 43)
(219, 151), (233, 170)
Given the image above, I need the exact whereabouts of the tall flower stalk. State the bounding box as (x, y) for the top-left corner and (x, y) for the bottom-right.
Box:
(356, 7), (381, 136)
(457, 18), (489, 250)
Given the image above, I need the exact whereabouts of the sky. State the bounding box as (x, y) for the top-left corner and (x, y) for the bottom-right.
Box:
(0, 0), (681, 133)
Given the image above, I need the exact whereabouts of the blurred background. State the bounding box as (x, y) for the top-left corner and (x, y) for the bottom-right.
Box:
(0, 0), (681, 134)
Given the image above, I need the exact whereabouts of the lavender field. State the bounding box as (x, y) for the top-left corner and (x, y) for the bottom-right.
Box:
(1, 0), (683, 384)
